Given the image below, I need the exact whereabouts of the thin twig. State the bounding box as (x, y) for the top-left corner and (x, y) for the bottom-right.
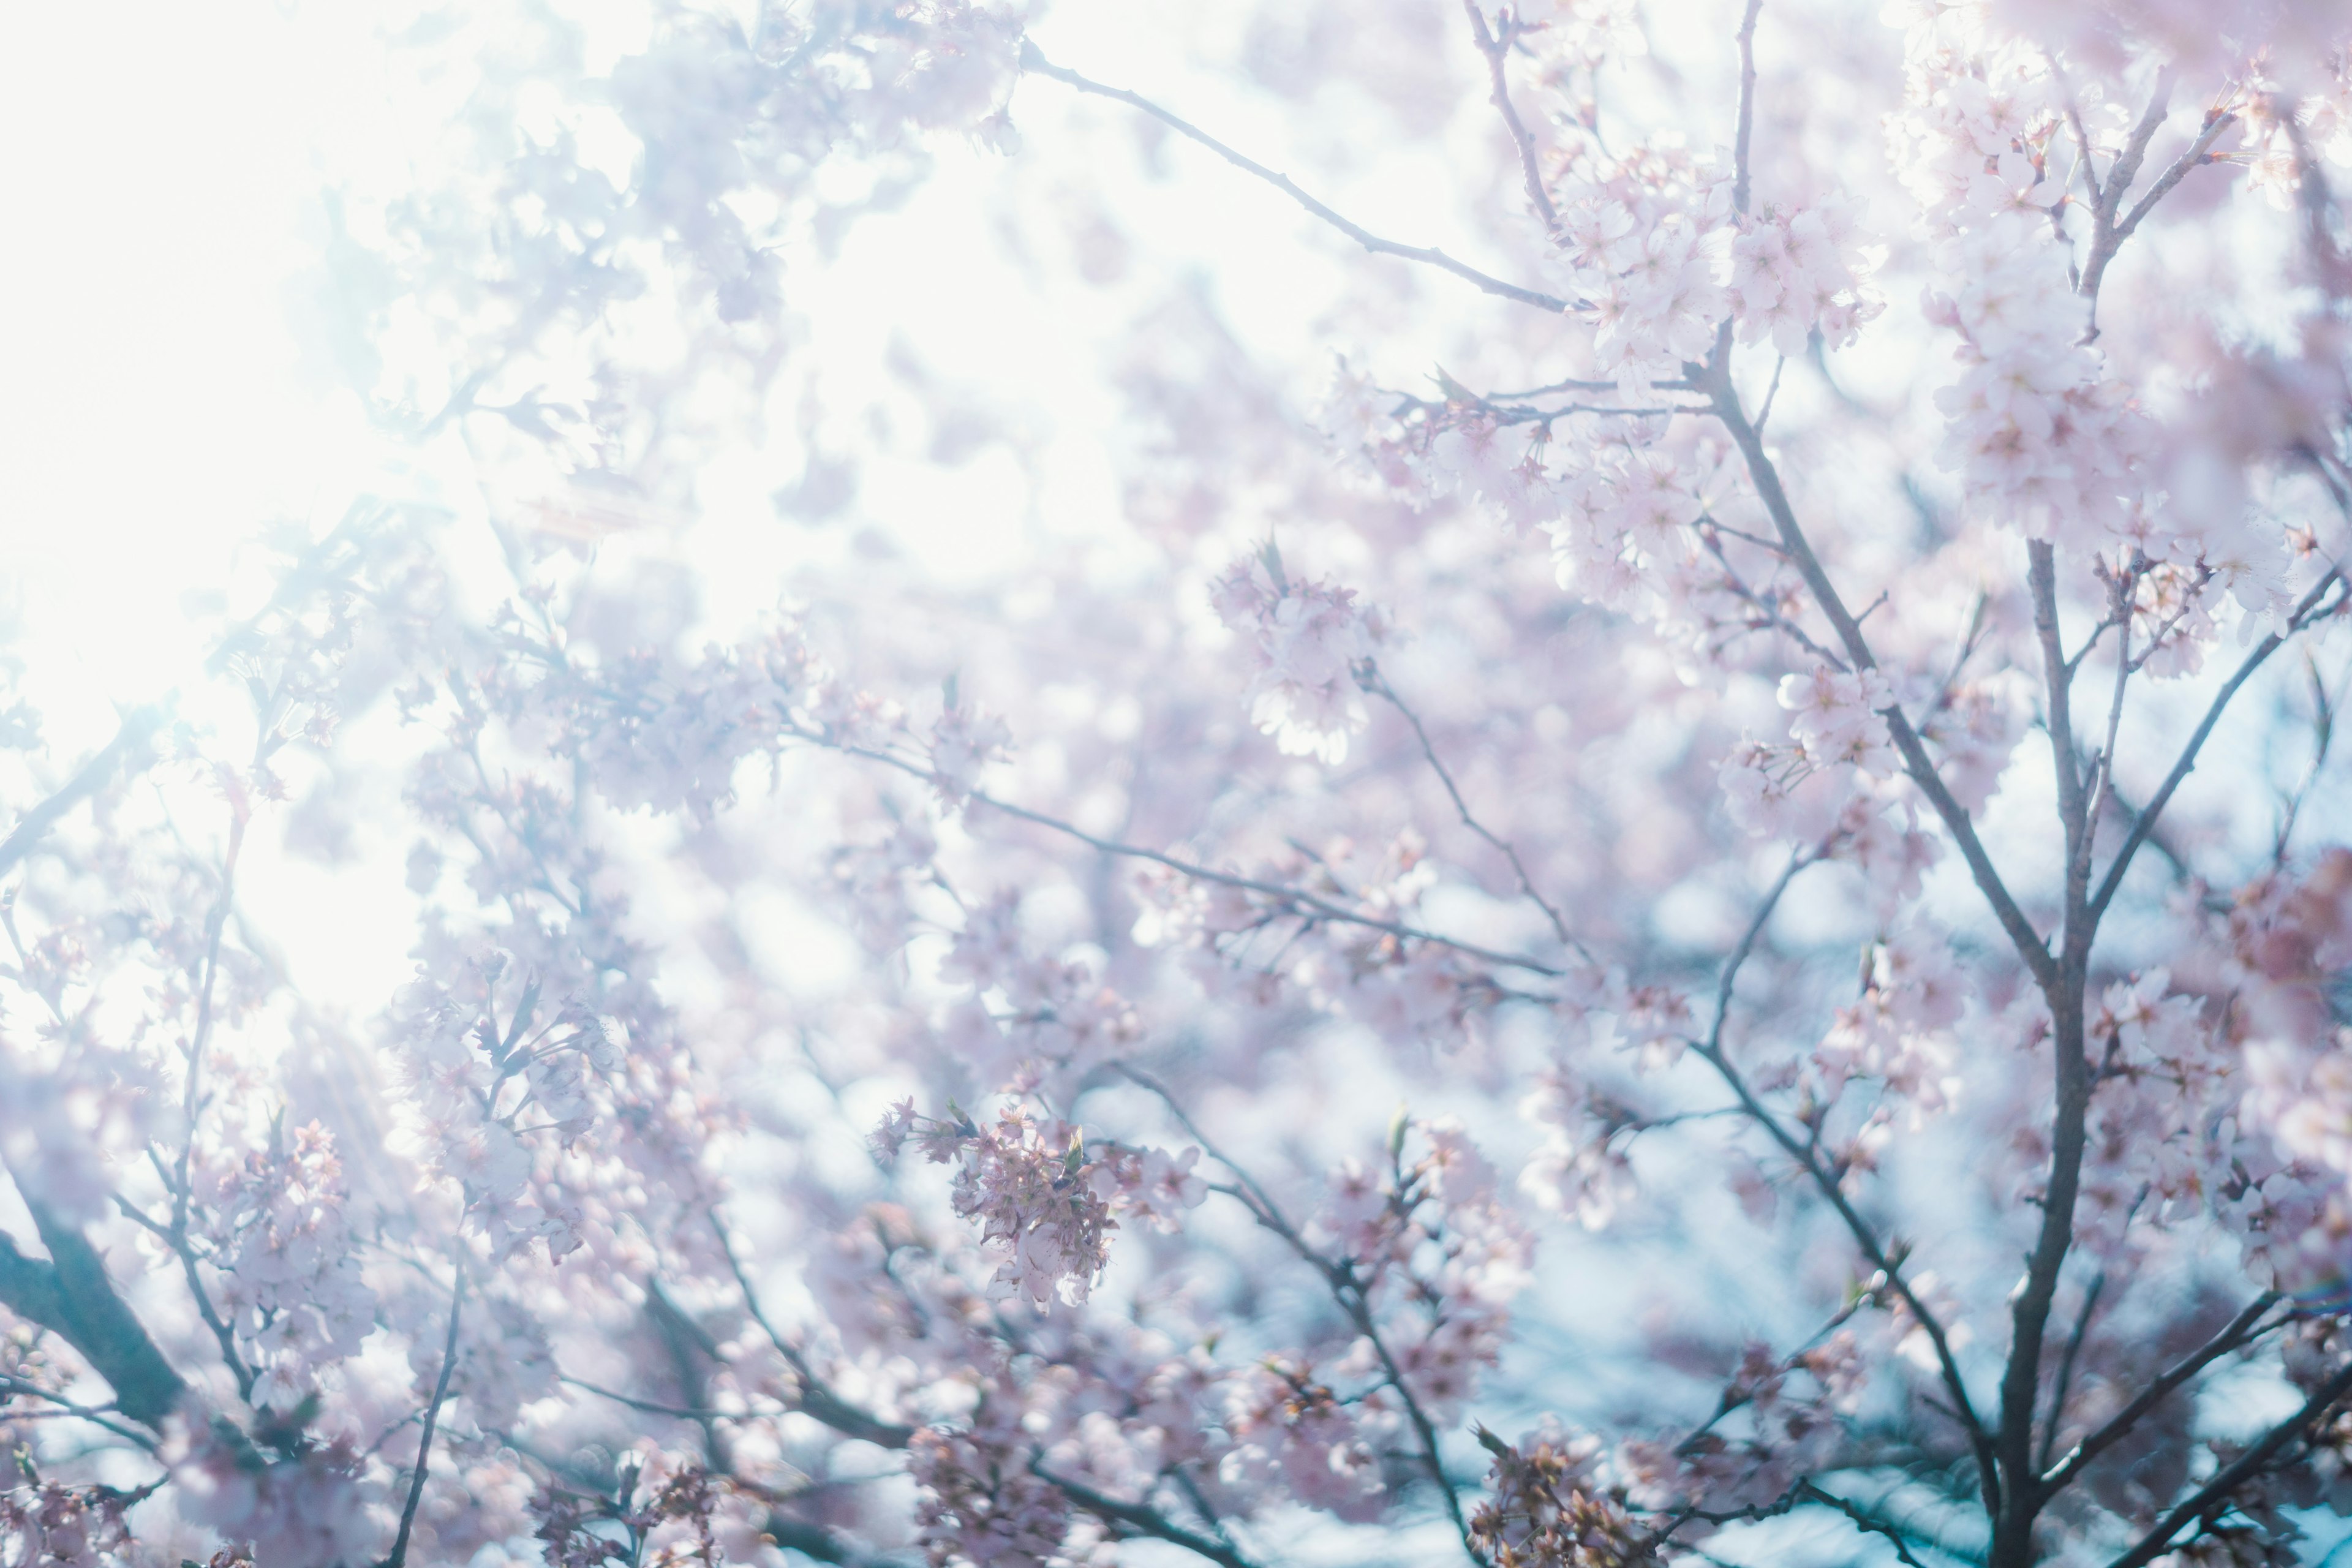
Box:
(2089, 568), (2347, 924)
(383, 1262), (466, 1568)
(1686, 853), (2002, 1513)
(1112, 1066), (1483, 1566)
(1460, 1), (1558, 231)
(1798, 1483), (1932, 1568)
(801, 723), (1573, 979)
(111, 1194), (255, 1404)
(2075, 69), (2177, 327)
(2038, 1272), (2106, 1474)
(560, 1374), (753, 1424)
(0, 1375), (160, 1454)
(1019, 42), (1571, 314)
(1363, 665), (1586, 961)
(172, 783), (251, 1242)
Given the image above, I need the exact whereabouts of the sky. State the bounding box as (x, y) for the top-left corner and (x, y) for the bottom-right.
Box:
(0, 3), (395, 731)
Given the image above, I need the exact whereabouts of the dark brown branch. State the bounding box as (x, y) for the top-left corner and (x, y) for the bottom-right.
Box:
(2105, 1357), (2352, 1568)
(2042, 1291), (2282, 1493)
(2038, 1272), (2105, 1474)
(1798, 1484), (1931, 1568)
(1018, 42), (1572, 314)
(1989, 544), (2098, 1566)
(1037, 1464), (1259, 1568)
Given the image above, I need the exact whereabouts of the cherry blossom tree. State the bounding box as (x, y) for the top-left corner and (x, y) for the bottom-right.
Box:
(6, 1), (2352, 1565)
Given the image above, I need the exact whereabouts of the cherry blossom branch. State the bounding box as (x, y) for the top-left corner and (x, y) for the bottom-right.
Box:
(1017, 42), (1572, 313)
(171, 788), (249, 1243)
(1673, 1295), (1864, 1458)
(2103, 1355), (2352, 1568)
(1361, 664), (1587, 962)
(648, 1278), (731, 1471)
(1459, 2), (1556, 231)
(0, 1374), (160, 1455)
(2081, 573), (2136, 835)
(0, 1204), (186, 1430)
(110, 1192), (255, 1404)
(1988, 543), (2098, 1563)
(2274, 649), (2342, 863)
(2105, 108), (2239, 259)
(1697, 524), (1850, 671)
(560, 1374), (752, 1425)
(1392, 386), (1709, 425)
(0, 705), (168, 881)
(1684, 851), (2001, 1512)
(1731, 0), (1765, 217)
(1480, 374), (1694, 398)
(1111, 1067), (1483, 1564)
(801, 724), (1573, 978)
(2041, 1290), (2283, 1495)
(202, 500), (378, 679)
(2094, 777), (2197, 889)
(1035, 1463), (1262, 1568)
(2087, 567), (2348, 926)
(709, 1212), (916, 1449)
(1796, 1483), (1932, 1568)
(757, 1512), (887, 1568)
(1701, 361), (2059, 992)
(2073, 68), (2176, 323)
(383, 1262), (465, 1568)
(2036, 1272), (2104, 1474)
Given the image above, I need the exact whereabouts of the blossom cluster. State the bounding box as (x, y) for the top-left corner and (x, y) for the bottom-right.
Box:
(1208, 549), (1391, 764)
(874, 1103), (1204, 1305)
